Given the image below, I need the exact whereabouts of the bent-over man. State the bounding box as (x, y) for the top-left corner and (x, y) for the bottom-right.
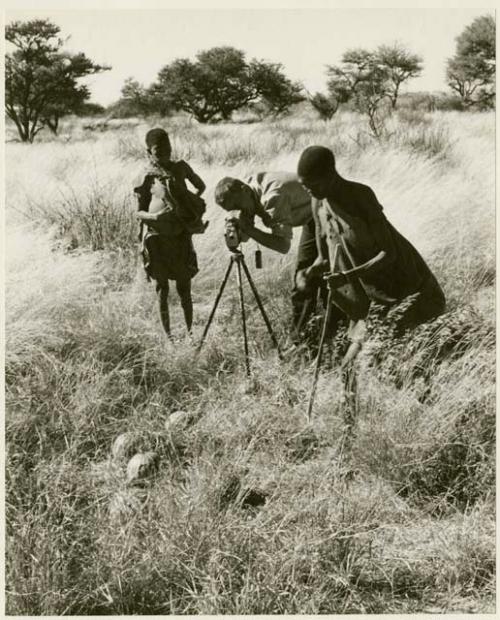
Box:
(296, 146), (446, 335)
(214, 171), (329, 341)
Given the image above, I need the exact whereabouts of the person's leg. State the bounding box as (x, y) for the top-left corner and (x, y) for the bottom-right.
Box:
(291, 219), (323, 341)
(392, 274), (446, 336)
(156, 280), (171, 337)
(176, 277), (193, 333)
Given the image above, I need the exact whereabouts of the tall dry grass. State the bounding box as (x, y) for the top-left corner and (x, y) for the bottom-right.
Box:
(5, 109), (495, 614)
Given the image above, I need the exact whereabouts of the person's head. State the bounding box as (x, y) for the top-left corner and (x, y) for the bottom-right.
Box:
(145, 128), (172, 164)
(214, 177), (254, 213)
(297, 146), (337, 199)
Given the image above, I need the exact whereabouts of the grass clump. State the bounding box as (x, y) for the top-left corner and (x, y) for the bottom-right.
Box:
(24, 176), (137, 251)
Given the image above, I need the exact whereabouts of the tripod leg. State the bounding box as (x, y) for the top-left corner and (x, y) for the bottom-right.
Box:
(196, 259), (234, 353)
(306, 288), (333, 421)
(240, 257), (283, 360)
(235, 258), (251, 377)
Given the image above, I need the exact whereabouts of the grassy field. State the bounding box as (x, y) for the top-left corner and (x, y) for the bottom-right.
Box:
(5, 108), (495, 614)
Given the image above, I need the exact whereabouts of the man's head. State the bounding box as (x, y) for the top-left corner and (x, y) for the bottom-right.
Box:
(297, 146), (336, 199)
(145, 128), (172, 163)
(214, 177), (254, 213)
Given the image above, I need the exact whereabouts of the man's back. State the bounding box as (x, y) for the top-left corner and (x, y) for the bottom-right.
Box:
(245, 171), (312, 229)
(317, 176), (440, 305)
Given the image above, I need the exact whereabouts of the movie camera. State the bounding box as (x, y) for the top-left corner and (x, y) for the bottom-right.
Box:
(224, 216), (242, 252)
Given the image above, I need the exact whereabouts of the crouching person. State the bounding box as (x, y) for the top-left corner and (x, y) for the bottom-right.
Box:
(296, 146), (446, 338)
(134, 128), (207, 338)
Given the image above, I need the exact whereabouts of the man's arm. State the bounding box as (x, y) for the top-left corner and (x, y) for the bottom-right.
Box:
(238, 215), (291, 254)
(309, 199), (329, 272)
(357, 187), (397, 274)
(239, 190), (294, 254)
(298, 200), (329, 285)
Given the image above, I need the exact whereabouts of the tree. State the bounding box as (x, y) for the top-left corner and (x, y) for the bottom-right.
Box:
(248, 60), (304, 116)
(446, 14), (495, 109)
(348, 63), (392, 137)
(309, 92), (340, 120)
(323, 44), (423, 129)
(377, 43), (423, 109)
(119, 78), (151, 116)
(326, 49), (392, 136)
(152, 46), (303, 122)
(5, 19), (109, 141)
(153, 47), (253, 123)
(109, 78), (172, 118)
(326, 48), (377, 104)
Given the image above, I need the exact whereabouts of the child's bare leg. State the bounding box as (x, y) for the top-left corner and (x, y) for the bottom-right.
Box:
(176, 278), (193, 333)
(156, 280), (171, 337)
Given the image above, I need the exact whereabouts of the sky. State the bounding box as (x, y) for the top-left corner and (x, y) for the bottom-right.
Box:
(5, 8), (495, 106)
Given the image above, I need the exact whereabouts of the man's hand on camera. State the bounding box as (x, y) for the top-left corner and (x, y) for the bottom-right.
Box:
(238, 212), (254, 233)
(234, 212), (252, 242)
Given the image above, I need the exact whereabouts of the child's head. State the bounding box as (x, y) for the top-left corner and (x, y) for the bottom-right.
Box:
(145, 128), (172, 163)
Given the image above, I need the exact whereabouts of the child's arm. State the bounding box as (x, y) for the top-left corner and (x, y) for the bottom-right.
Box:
(136, 207), (173, 235)
(134, 175), (152, 240)
(182, 161), (206, 196)
(137, 207), (169, 223)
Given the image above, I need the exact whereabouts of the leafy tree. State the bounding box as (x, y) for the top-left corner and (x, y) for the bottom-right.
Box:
(326, 49), (392, 136)
(309, 92), (339, 120)
(351, 64), (393, 137)
(328, 49), (379, 95)
(376, 43), (423, 109)
(5, 19), (109, 141)
(153, 47), (252, 123)
(145, 82), (174, 117)
(324, 44), (423, 130)
(152, 46), (303, 122)
(248, 60), (304, 116)
(109, 79), (171, 118)
(446, 14), (495, 109)
(119, 78), (151, 116)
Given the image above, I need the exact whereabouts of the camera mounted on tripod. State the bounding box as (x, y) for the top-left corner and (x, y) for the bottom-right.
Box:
(224, 216), (242, 252)
(197, 212), (282, 373)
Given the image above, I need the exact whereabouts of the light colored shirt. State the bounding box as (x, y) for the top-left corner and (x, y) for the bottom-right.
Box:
(245, 171), (312, 240)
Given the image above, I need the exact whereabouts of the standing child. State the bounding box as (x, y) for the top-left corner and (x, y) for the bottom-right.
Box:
(134, 128), (207, 338)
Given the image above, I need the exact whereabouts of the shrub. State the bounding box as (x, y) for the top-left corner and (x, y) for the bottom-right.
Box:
(24, 176), (137, 251)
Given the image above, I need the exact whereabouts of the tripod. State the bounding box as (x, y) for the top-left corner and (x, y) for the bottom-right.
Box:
(196, 250), (283, 375)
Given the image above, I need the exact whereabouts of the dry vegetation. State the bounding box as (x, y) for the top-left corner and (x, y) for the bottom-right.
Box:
(5, 107), (495, 614)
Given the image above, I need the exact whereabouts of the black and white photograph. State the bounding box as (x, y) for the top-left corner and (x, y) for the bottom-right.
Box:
(3, 2), (496, 615)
